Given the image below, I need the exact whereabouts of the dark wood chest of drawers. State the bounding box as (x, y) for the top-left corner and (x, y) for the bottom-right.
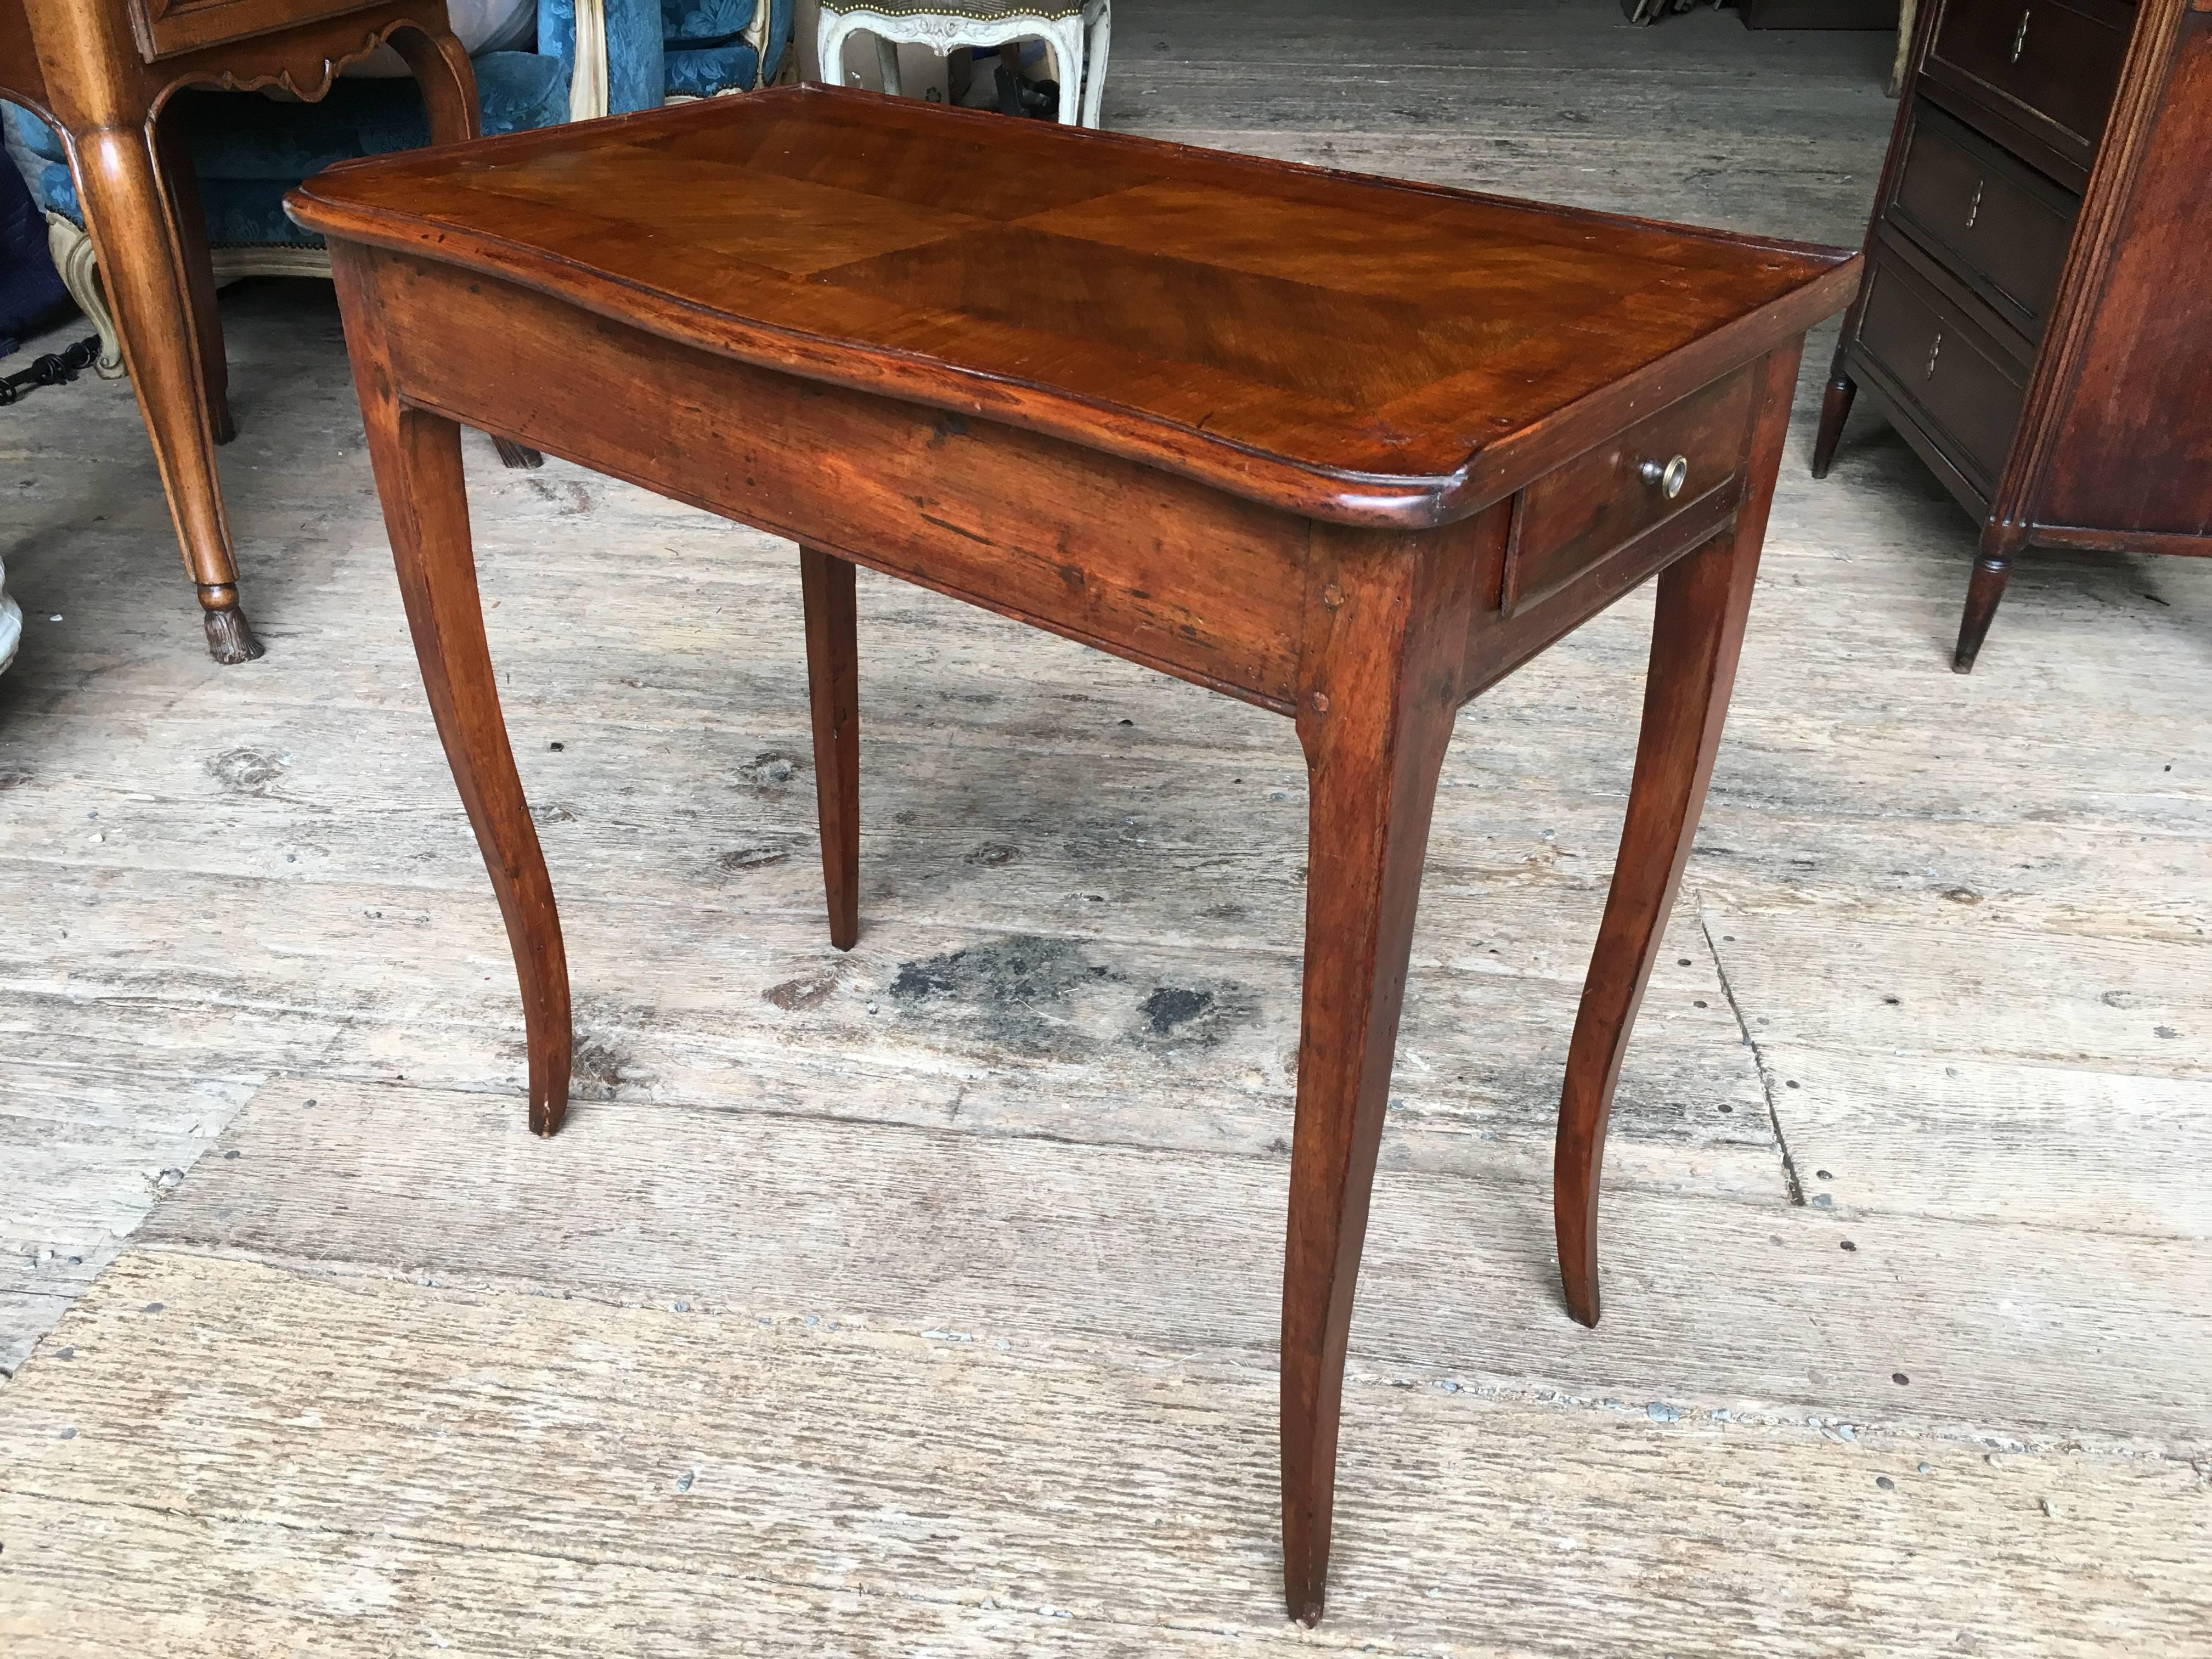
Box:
(1814, 0), (2212, 670)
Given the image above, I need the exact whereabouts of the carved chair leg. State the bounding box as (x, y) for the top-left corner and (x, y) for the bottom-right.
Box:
(390, 20), (484, 145)
(1954, 542), (2015, 674)
(72, 126), (260, 663)
(1080, 3), (1113, 128)
(44, 212), (126, 379)
(1279, 531), (1475, 1627)
(1553, 345), (1798, 1328)
(336, 246), (572, 1135)
(1048, 18), (1085, 122)
(800, 546), (861, 950)
(817, 19), (854, 85)
(155, 109), (233, 445)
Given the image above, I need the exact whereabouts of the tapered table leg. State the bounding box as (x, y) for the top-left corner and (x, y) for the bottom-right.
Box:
(1953, 531), (2016, 673)
(1553, 343), (1801, 1328)
(800, 546), (861, 950)
(72, 125), (259, 663)
(1810, 369), (1853, 479)
(335, 247), (572, 1135)
(1279, 531), (1476, 1627)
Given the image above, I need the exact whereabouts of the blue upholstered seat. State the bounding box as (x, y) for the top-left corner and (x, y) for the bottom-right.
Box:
(664, 0), (795, 99)
(3, 0), (791, 255)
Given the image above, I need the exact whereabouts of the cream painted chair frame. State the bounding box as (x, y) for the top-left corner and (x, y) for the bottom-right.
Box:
(817, 0), (1111, 128)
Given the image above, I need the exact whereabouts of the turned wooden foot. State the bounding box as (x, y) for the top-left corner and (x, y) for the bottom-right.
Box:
(1954, 552), (2012, 673)
(198, 584), (263, 663)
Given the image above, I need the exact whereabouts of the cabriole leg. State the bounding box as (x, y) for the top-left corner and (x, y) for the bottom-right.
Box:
(72, 125), (259, 663)
(337, 246), (573, 1135)
(1553, 343), (1800, 1328)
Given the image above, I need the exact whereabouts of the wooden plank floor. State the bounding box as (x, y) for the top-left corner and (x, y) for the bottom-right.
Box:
(3, 2), (2209, 1651)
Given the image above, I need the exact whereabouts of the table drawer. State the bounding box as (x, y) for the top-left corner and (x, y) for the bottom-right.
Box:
(129, 0), (388, 61)
(1927, 0), (2130, 176)
(1854, 249), (2028, 494)
(1500, 368), (1757, 616)
(1891, 100), (2078, 340)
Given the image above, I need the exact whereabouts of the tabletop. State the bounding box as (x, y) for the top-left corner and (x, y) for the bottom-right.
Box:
(288, 84), (1856, 524)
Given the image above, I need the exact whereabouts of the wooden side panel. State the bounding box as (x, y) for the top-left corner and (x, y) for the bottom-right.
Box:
(2034, 6), (2212, 539)
(364, 251), (1312, 710)
(0, 3), (47, 110)
(128, 0), (386, 61)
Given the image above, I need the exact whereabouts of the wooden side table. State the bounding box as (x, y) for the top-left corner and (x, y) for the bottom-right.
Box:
(290, 85), (1857, 1622)
(0, 0), (490, 662)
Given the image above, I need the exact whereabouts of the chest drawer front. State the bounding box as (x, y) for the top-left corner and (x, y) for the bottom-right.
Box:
(1928, 0), (2130, 173)
(130, 0), (388, 61)
(1891, 101), (2079, 338)
(1500, 367), (1757, 617)
(1855, 251), (2028, 494)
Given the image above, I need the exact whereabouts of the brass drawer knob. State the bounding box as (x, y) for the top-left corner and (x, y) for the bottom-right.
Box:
(1639, 454), (1689, 498)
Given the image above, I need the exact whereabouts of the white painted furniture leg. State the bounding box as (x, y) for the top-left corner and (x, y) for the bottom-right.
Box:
(568, 0), (611, 120)
(1080, 0), (1111, 127)
(817, 15), (856, 84)
(1047, 16), (1083, 122)
(44, 211), (126, 380)
(0, 549), (20, 677)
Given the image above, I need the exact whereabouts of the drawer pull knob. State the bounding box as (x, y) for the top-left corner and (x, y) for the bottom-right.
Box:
(1638, 455), (1690, 499)
(2010, 8), (2031, 62)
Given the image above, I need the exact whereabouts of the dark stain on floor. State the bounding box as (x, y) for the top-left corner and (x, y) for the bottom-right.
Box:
(1142, 986), (1212, 1034)
(887, 935), (1261, 1061)
(1130, 979), (1261, 1052)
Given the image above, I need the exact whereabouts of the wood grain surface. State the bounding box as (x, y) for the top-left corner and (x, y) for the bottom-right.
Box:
(2, 1), (2208, 1650)
(285, 83), (1857, 526)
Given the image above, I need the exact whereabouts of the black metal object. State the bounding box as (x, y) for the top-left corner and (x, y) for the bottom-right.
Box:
(0, 335), (103, 407)
(995, 63), (1059, 120)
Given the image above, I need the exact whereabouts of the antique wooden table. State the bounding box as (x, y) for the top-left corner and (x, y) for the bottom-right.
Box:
(289, 84), (1857, 1623)
(0, 0), (506, 663)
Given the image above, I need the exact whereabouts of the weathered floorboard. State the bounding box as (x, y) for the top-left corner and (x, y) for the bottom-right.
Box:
(2, 0), (2209, 1641)
(3, 1250), (2206, 1659)
(139, 1079), (2212, 1447)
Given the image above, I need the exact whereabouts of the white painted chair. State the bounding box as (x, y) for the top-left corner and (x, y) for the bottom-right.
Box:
(817, 0), (1111, 128)
(0, 549), (19, 676)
